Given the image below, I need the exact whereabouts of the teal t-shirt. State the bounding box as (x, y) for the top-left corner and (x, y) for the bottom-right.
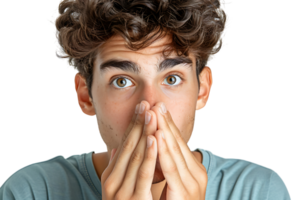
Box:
(0, 148), (291, 200)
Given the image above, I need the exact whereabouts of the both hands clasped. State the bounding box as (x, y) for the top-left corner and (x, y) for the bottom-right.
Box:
(101, 100), (208, 200)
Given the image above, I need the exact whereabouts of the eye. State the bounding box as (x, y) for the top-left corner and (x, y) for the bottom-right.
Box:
(110, 74), (183, 90)
(110, 76), (131, 90)
(165, 74), (182, 87)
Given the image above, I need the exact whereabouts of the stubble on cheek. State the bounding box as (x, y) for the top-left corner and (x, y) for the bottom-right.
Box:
(98, 119), (118, 148)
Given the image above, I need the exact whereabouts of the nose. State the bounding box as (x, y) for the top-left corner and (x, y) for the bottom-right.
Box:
(139, 84), (162, 109)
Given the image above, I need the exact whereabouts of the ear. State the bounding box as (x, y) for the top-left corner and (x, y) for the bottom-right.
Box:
(75, 72), (95, 116)
(196, 66), (213, 110)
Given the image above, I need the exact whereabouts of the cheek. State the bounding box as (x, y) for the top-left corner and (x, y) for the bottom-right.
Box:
(105, 86), (136, 102)
(172, 113), (195, 143)
(161, 86), (184, 98)
(112, 112), (132, 134)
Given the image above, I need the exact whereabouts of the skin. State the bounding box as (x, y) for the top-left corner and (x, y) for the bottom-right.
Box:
(75, 33), (213, 199)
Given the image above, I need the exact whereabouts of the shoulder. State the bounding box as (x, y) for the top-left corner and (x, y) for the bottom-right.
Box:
(0, 156), (63, 199)
(0, 155), (80, 200)
(267, 170), (291, 200)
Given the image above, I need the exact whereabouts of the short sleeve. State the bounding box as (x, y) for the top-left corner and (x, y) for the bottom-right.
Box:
(0, 181), (15, 200)
(267, 171), (291, 200)
(0, 166), (38, 200)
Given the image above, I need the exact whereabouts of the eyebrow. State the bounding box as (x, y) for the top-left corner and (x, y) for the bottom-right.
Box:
(99, 57), (193, 75)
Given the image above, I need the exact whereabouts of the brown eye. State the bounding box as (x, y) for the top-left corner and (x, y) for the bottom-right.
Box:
(110, 74), (184, 90)
(164, 74), (182, 86)
(112, 77), (133, 89)
(166, 76), (176, 84)
(117, 78), (126, 87)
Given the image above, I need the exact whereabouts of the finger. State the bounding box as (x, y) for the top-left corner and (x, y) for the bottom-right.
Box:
(134, 135), (157, 198)
(103, 100), (150, 194)
(110, 102), (141, 167)
(151, 104), (195, 184)
(152, 106), (187, 173)
(120, 109), (157, 195)
(113, 101), (150, 165)
(155, 130), (186, 195)
(121, 102), (142, 144)
(152, 102), (203, 171)
(152, 103), (207, 187)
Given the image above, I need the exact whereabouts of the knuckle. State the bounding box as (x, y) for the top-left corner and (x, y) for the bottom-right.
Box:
(167, 164), (177, 173)
(189, 181), (200, 194)
(115, 192), (125, 200)
(122, 139), (135, 152)
(131, 151), (144, 163)
(171, 144), (182, 155)
(103, 179), (114, 194)
(138, 168), (152, 179)
(174, 133), (184, 143)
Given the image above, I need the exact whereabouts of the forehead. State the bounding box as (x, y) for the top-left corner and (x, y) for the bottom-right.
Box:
(98, 34), (174, 59)
(94, 33), (196, 76)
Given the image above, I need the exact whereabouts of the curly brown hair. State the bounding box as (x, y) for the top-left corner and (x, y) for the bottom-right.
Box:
(55, 0), (226, 100)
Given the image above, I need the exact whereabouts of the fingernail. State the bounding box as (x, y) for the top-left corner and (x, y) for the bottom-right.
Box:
(147, 136), (153, 148)
(139, 102), (145, 114)
(162, 132), (165, 140)
(161, 103), (167, 114)
(145, 111), (151, 125)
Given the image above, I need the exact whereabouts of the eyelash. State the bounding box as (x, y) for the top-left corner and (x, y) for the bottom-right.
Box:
(109, 73), (184, 90)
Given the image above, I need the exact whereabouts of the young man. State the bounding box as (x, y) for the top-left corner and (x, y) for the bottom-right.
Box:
(0, 0), (291, 199)
(74, 32), (214, 199)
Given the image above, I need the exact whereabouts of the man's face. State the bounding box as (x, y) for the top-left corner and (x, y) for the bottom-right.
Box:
(78, 33), (211, 183)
